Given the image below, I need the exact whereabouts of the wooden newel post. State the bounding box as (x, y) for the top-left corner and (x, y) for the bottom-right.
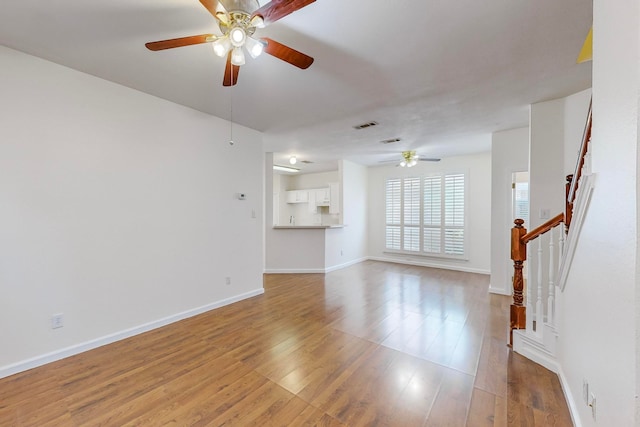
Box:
(510, 219), (527, 346)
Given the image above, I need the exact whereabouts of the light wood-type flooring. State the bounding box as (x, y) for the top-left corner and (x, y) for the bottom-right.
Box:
(0, 261), (572, 426)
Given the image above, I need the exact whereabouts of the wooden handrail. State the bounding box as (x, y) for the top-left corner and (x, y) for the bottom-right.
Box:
(521, 213), (564, 244)
(568, 99), (592, 204)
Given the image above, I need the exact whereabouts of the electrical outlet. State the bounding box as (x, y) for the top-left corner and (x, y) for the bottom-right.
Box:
(51, 313), (64, 329)
(588, 392), (596, 420)
(225, 277), (231, 286)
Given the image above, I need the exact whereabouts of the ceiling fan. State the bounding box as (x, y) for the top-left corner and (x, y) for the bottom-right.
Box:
(380, 151), (441, 167)
(145, 0), (316, 86)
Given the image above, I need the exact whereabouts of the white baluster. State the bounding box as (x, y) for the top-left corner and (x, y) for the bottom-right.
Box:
(536, 238), (543, 336)
(547, 228), (555, 326)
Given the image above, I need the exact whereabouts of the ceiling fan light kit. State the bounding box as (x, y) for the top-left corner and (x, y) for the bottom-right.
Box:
(382, 150), (440, 167)
(400, 151), (419, 167)
(145, 0), (317, 86)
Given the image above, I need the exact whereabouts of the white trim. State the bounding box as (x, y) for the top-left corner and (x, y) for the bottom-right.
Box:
(558, 173), (596, 291)
(488, 284), (512, 295)
(557, 365), (584, 427)
(512, 330), (558, 372)
(383, 249), (469, 262)
(264, 268), (326, 274)
(0, 288), (264, 379)
(368, 256), (490, 275)
(264, 257), (368, 274)
(325, 257), (367, 273)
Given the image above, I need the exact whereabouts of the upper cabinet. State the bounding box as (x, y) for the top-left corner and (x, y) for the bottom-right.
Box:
(286, 184), (339, 214)
(315, 188), (330, 206)
(286, 190), (308, 203)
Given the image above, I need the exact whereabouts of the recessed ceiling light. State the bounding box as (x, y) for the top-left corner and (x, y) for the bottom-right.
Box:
(289, 156), (297, 165)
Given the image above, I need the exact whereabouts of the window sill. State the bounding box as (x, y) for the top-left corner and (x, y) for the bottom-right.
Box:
(383, 250), (468, 262)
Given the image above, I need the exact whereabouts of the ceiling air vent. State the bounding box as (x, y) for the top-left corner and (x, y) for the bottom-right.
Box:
(353, 121), (378, 130)
(380, 138), (401, 144)
(301, 160), (313, 164)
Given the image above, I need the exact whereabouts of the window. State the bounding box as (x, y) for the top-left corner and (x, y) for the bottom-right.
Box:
(385, 173), (466, 257)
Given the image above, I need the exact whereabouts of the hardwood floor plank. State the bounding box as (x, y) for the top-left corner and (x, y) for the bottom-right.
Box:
(466, 388), (498, 427)
(424, 368), (475, 427)
(0, 261), (573, 426)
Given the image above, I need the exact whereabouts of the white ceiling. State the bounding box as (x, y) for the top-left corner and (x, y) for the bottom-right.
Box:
(1, 0), (591, 173)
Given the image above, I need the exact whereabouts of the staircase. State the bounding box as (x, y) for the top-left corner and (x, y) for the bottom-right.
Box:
(509, 101), (594, 372)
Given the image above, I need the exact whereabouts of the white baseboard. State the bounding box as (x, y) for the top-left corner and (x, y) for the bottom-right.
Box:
(368, 256), (490, 275)
(264, 268), (326, 274)
(557, 365), (583, 427)
(265, 257), (368, 274)
(488, 284), (512, 295)
(0, 288), (264, 380)
(512, 330), (559, 373)
(325, 257), (368, 273)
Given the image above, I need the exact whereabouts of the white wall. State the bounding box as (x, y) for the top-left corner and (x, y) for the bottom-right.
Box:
(324, 160), (368, 270)
(489, 127), (529, 294)
(530, 98), (566, 227)
(557, 0), (639, 424)
(368, 152), (492, 274)
(564, 89), (592, 174)
(0, 47), (264, 375)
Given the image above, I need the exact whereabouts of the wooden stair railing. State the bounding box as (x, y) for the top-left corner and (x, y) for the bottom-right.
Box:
(509, 98), (591, 346)
(566, 99), (592, 231)
(509, 213), (564, 346)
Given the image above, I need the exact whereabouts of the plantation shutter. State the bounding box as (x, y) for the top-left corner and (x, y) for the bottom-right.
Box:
(384, 173), (465, 257)
(385, 178), (401, 250)
(403, 177), (421, 251)
(423, 175), (442, 253)
(444, 173), (465, 255)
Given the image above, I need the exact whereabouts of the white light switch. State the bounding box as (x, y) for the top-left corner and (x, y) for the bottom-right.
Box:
(539, 208), (550, 219)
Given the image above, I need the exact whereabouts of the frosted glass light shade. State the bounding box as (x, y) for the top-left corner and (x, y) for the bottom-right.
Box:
(229, 27), (246, 47)
(250, 15), (265, 28)
(212, 37), (231, 57)
(231, 47), (245, 65)
(245, 37), (264, 58)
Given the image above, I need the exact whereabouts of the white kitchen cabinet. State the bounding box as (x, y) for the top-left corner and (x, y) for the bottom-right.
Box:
(315, 187), (330, 206)
(285, 190), (308, 203)
(308, 190), (317, 212)
(329, 182), (340, 214)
